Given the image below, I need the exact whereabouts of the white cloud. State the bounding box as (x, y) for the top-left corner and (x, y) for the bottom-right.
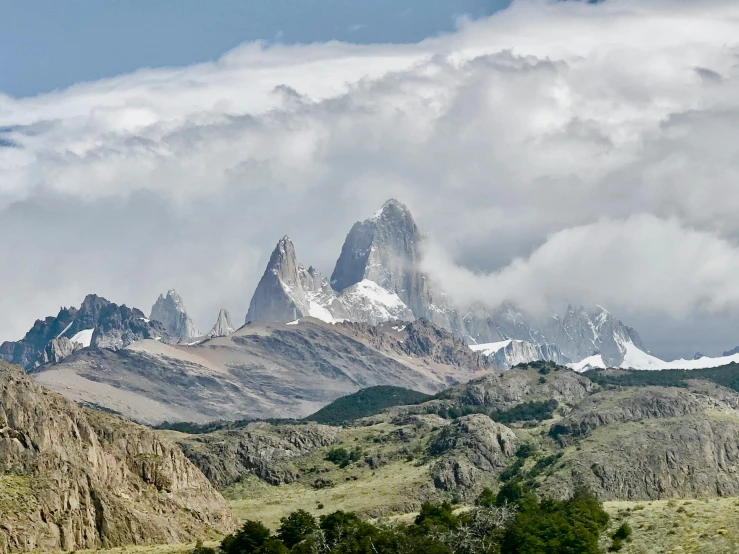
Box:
(422, 215), (739, 319)
(1, 0), (739, 359)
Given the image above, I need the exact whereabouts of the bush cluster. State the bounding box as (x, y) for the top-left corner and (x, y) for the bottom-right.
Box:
(214, 486), (609, 554)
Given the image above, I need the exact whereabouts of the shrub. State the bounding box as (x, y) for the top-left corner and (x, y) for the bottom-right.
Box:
(325, 447), (361, 468)
(476, 487), (497, 508)
(502, 487), (609, 554)
(612, 522), (632, 541)
(415, 501), (458, 530)
(191, 540), (216, 554)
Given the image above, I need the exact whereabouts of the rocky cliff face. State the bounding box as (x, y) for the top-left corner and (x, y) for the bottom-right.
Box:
(537, 380), (739, 501)
(0, 361), (234, 554)
(245, 235), (415, 327)
(176, 422), (339, 487)
(0, 295), (170, 369)
(245, 237), (349, 324)
(428, 414), (517, 492)
(150, 290), (201, 339)
(331, 199), (462, 333)
(471, 339), (570, 370)
(208, 308), (236, 338)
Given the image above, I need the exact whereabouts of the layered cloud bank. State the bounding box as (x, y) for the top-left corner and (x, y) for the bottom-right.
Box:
(1, 0), (739, 359)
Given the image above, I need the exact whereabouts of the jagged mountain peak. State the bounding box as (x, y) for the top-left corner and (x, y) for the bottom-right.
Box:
(150, 290), (200, 339)
(1, 295), (171, 369)
(371, 198), (414, 221)
(331, 199), (423, 296)
(209, 308), (235, 338)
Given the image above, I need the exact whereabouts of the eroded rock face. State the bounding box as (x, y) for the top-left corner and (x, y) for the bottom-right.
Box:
(176, 422), (339, 487)
(428, 414), (516, 491)
(535, 381), (739, 501)
(0, 362), (234, 554)
(37, 337), (82, 365)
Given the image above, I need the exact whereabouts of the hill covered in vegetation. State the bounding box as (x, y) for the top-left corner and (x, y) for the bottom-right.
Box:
(304, 385), (432, 424)
(584, 363), (739, 392)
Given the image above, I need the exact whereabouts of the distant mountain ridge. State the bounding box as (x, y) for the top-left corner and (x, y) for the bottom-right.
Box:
(0, 294), (171, 369)
(30, 318), (490, 424)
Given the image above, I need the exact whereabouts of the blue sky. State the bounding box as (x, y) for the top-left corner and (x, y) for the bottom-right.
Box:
(0, 0), (510, 98)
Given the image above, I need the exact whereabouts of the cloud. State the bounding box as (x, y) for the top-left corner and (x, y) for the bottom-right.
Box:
(1, 0), (739, 360)
(422, 215), (739, 319)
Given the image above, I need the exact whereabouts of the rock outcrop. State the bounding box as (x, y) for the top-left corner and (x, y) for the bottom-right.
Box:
(428, 414), (516, 491)
(444, 365), (594, 410)
(150, 290), (201, 339)
(536, 380), (739, 501)
(553, 416), (739, 501)
(208, 308), (236, 338)
(38, 337), (83, 365)
(176, 422), (339, 487)
(549, 386), (734, 443)
(0, 361), (234, 553)
(0, 295), (171, 369)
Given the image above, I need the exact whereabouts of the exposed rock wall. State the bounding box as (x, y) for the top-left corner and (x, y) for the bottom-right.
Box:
(428, 414), (516, 492)
(176, 422), (339, 487)
(0, 361), (234, 554)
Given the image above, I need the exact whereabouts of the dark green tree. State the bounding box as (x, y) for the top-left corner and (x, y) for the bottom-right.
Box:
(221, 520), (271, 554)
(414, 501), (458, 530)
(476, 487), (497, 508)
(496, 481), (524, 506)
(277, 509), (318, 549)
(502, 488), (609, 554)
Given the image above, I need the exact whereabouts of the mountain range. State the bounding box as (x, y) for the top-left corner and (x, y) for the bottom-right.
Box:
(241, 198), (739, 372)
(3, 198), (739, 424)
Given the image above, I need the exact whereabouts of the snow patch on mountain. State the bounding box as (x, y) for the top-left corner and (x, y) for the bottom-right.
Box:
(568, 354), (606, 372)
(469, 340), (513, 356)
(336, 279), (414, 325)
(69, 328), (94, 348)
(618, 340), (665, 370)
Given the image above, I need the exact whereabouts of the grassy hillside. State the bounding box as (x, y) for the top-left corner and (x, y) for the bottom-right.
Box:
(603, 497), (739, 553)
(304, 385), (431, 424)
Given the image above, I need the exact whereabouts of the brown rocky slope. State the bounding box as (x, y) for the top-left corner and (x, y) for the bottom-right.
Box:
(0, 361), (235, 554)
